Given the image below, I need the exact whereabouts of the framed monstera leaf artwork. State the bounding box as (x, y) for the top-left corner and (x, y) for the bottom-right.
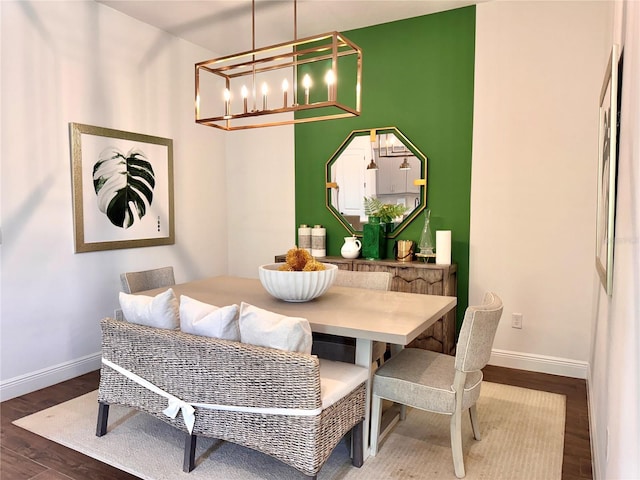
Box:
(69, 123), (174, 252)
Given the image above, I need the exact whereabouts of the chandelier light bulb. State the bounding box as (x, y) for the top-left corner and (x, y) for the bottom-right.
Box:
(302, 74), (312, 89)
(325, 70), (335, 85)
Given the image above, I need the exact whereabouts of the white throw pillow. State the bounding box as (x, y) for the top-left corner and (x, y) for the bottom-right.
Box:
(179, 295), (239, 341)
(119, 288), (179, 330)
(238, 302), (312, 354)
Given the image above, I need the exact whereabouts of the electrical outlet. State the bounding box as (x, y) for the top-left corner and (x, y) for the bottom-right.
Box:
(512, 313), (523, 329)
(115, 309), (124, 321)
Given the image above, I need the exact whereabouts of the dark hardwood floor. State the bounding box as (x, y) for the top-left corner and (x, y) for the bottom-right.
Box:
(1, 366), (592, 480)
(483, 365), (593, 480)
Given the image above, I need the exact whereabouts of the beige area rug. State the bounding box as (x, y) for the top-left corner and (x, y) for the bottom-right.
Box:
(14, 382), (564, 480)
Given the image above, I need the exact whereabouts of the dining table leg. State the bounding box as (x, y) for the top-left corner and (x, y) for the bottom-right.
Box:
(354, 337), (373, 460)
(387, 344), (407, 421)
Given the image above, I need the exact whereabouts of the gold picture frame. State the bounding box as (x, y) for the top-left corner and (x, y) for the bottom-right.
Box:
(69, 123), (174, 253)
(595, 44), (620, 295)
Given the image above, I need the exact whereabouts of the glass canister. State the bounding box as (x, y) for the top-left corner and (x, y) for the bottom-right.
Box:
(418, 209), (435, 255)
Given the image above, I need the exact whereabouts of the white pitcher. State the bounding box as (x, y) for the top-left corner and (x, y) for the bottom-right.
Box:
(341, 236), (362, 259)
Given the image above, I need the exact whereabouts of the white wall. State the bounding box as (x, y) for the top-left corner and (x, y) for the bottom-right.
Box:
(474, 2), (640, 476)
(225, 125), (295, 278)
(0, 1), (227, 399)
(471, 1), (612, 378)
(589, 2), (640, 478)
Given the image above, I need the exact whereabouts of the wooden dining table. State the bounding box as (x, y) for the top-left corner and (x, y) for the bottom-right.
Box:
(140, 275), (457, 461)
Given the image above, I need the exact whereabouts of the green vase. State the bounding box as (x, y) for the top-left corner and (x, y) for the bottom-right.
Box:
(362, 216), (386, 260)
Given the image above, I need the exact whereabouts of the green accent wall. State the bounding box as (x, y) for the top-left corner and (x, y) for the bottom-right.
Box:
(294, 6), (475, 331)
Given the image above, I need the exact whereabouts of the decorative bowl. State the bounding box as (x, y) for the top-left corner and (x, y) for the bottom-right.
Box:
(258, 263), (338, 302)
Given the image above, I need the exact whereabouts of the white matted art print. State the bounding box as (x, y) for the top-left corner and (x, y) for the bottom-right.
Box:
(69, 123), (174, 253)
(595, 44), (620, 295)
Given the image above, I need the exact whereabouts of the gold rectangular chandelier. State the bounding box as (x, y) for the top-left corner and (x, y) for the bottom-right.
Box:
(195, 1), (362, 131)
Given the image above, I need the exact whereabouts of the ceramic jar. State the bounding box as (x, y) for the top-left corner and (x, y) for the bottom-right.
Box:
(341, 236), (362, 259)
(311, 225), (326, 257)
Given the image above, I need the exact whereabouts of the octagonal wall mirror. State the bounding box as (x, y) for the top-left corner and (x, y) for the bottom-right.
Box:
(325, 127), (427, 238)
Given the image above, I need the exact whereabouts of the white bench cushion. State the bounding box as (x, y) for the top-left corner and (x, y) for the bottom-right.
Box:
(239, 302), (313, 354)
(319, 359), (369, 409)
(179, 295), (239, 341)
(119, 288), (179, 330)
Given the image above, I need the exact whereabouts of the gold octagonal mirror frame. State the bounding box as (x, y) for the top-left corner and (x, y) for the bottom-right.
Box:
(325, 127), (427, 238)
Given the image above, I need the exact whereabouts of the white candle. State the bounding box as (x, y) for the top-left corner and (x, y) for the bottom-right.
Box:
(282, 79), (289, 108)
(261, 82), (268, 110)
(436, 230), (452, 265)
(241, 85), (248, 113)
(302, 74), (312, 104)
(223, 88), (231, 117)
(325, 70), (335, 101)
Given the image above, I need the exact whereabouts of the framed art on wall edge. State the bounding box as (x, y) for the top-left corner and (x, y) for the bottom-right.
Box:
(69, 123), (175, 253)
(595, 44), (621, 296)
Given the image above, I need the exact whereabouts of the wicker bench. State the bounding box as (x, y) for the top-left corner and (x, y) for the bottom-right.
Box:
(96, 317), (367, 478)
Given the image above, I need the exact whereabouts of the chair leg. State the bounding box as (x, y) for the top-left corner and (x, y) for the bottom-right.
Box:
(370, 393), (383, 456)
(351, 420), (364, 467)
(183, 433), (197, 473)
(450, 408), (466, 478)
(469, 404), (481, 440)
(399, 404), (407, 421)
(96, 402), (109, 437)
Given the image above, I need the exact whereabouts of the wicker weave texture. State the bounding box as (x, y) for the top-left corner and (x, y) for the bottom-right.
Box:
(98, 318), (365, 476)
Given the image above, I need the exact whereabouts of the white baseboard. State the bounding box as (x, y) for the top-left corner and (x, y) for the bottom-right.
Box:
(489, 348), (588, 379)
(0, 352), (101, 402)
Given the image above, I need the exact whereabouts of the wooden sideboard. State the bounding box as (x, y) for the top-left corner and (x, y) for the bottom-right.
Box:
(274, 255), (457, 355)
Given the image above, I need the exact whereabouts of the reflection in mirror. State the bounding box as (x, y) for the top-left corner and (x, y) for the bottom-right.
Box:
(326, 127), (427, 238)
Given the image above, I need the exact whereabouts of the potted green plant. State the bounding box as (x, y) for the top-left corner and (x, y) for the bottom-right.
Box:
(363, 196), (408, 225)
(362, 197), (408, 260)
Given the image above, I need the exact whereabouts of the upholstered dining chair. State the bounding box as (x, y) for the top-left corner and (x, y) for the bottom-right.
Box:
(334, 269), (392, 291)
(370, 292), (503, 478)
(312, 270), (392, 365)
(120, 266), (176, 294)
